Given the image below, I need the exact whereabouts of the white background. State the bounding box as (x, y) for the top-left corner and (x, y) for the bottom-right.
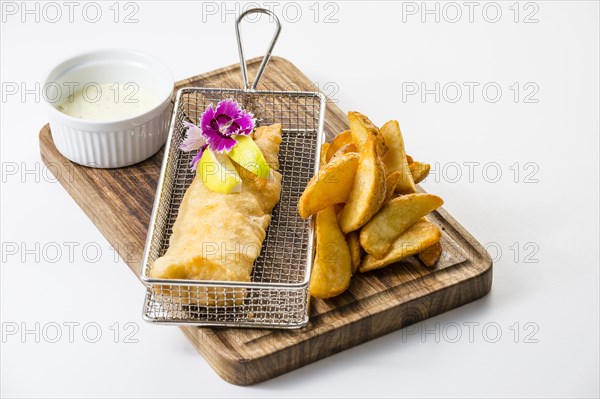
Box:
(1, 1), (599, 397)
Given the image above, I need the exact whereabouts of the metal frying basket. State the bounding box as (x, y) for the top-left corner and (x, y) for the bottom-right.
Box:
(140, 9), (325, 329)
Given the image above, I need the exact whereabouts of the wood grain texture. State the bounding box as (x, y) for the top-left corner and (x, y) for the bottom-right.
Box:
(39, 56), (492, 385)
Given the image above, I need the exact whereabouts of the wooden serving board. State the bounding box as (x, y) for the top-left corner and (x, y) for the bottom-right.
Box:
(39, 57), (492, 385)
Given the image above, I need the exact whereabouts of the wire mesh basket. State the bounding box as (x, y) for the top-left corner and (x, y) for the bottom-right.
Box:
(140, 9), (325, 329)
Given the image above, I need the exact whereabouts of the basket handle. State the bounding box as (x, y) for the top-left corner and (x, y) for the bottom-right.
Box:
(235, 8), (281, 91)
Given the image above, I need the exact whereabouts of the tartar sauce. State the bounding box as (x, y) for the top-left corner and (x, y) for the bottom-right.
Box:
(56, 83), (159, 121)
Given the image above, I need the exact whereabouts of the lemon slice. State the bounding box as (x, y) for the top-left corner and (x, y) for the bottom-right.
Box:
(199, 149), (241, 194)
(227, 135), (271, 179)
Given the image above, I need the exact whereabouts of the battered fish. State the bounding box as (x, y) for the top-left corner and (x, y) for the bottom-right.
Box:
(150, 124), (283, 290)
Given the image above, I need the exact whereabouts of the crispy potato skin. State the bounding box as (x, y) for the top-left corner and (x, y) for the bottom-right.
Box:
(348, 111), (387, 156)
(338, 136), (387, 234)
(360, 220), (441, 272)
(380, 120), (416, 194)
(319, 142), (330, 167)
(298, 153), (360, 219)
(419, 241), (442, 267)
(410, 161), (431, 184)
(329, 143), (357, 163)
(310, 206), (352, 298)
(360, 193), (443, 259)
(326, 130), (354, 162)
(345, 231), (362, 274)
(384, 171), (402, 202)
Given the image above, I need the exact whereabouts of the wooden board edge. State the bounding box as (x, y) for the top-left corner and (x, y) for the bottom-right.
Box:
(189, 292), (430, 385)
(174, 56), (259, 89)
(193, 267), (492, 386)
(174, 56), (293, 90)
(436, 206), (494, 276)
(180, 326), (253, 386)
(39, 125), (144, 272)
(194, 263), (491, 386)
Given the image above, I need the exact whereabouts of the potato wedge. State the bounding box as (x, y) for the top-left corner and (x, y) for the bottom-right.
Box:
(338, 135), (387, 233)
(360, 219), (441, 272)
(360, 193), (444, 258)
(333, 203), (345, 215)
(384, 171), (402, 202)
(348, 111), (387, 155)
(310, 206), (352, 298)
(380, 120), (416, 194)
(345, 231), (362, 274)
(298, 153), (360, 219)
(319, 142), (330, 167)
(325, 130), (354, 162)
(410, 161), (430, 184)
(330, 142), (357, 162)
(419, 241), (442, 267)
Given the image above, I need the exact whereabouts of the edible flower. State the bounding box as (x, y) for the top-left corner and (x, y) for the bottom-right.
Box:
(179, 99), (256, 170)
(180, 121), (206, 152)
(201, 99), (255, 153)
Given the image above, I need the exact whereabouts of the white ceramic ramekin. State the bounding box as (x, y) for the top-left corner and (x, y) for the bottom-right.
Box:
(44, 50), (174, 168)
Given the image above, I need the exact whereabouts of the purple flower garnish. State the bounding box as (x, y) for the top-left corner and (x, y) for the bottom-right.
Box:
(180, 121), (206, 152)
(200, 99), (255, 153)
(189, 144), (208, 171)
(179, 99), (256, 172)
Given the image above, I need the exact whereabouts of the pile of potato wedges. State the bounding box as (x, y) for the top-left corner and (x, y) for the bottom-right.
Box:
(298, 111), (444, 299)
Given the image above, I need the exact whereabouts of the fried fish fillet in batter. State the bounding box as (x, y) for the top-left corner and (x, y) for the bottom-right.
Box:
(150, 124), (283, 304)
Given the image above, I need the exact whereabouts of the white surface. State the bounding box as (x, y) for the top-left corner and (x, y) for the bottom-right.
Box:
(1, 1), (599, 398)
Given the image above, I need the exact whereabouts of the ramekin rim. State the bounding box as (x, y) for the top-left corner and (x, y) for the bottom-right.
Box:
(43, 48), (174, 129)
